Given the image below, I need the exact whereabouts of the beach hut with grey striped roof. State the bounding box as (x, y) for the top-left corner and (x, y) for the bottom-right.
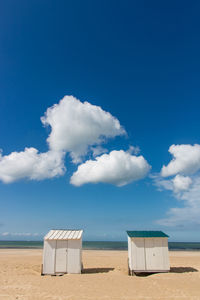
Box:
(42, 229), (83, 275)
(127, 231), (170, 275)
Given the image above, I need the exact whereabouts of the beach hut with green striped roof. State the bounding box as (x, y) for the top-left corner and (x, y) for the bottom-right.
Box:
(127, 231), (170, 275)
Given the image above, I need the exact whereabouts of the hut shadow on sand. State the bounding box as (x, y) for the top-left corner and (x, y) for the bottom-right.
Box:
(133, 272), (157, 277)
(170, 266), (198, 273)
(134, 266), (198, 277)
(82, 267), (114, 274)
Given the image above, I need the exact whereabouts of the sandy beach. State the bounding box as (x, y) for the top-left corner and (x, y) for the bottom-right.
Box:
(0, 249), (200, 300)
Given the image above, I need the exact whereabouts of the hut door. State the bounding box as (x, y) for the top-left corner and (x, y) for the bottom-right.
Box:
(67, 239), (81, 273)
(55, 241), (68, 273)
(145, 238), (163, 270)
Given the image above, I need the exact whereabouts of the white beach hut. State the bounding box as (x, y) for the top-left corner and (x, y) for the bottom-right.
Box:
(127, 231), (170, 275)
(42, 229), (83, 275)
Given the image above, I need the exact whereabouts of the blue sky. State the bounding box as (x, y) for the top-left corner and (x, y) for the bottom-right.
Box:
(1, 0), (200, 241)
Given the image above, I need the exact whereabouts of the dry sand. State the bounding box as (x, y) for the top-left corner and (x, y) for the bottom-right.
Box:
(0, 249), (200, 300)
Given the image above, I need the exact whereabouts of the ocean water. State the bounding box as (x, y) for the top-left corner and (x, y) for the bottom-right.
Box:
(0, 241), (200, 251)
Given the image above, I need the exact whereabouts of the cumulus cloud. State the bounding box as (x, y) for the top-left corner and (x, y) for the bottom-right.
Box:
(161, 144), (200, 177)
(153, 175), (173, 191)
(41, 95), (126, 163)
(0, 148), (65, 183)
(0, 95), (149, 187)
(70, 150), (151, 187)
(0, 96), (126, 183)
(155, 143), (200, 227)
(172, 175), (192, 193)
(154, 174), (192, 194)
(157, 176), (200, 227)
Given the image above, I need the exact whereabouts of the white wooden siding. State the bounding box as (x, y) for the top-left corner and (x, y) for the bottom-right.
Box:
(131, 238), (146, 271)
(43, 229), (83, 275)
(67, 239), (81, 274)
(43, 240), (56, 275)
(145, 238), (163, 270)
(128, 237), (170, 272)
(55, 241), (68, 273)
(128, 237), (132, 270)
(162, 238), (170, 270)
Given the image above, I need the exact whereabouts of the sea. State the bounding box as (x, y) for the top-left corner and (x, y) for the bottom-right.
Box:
(0, 241), (200, 251)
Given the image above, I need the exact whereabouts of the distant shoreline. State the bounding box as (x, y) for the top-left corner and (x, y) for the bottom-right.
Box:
(0, 241), (200, 251)
(0, 247), (200, 251)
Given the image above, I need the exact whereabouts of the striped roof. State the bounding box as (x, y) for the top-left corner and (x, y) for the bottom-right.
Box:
(127, 231), (169, 238)
(44, 229), (83, 240)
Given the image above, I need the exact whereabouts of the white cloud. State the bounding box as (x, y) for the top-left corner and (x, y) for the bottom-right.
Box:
(1, 232), (9, 236)
(0, 95), (126, 183)
(91, 146), (108, 157)
(154, 174), (192, 194)
(0, 148), (65, 183)
(157, 176), (200, 227)
(127, 145), (140, 155)
(70, 150), (151, 187)
(41, 95), (126, 163)
(1, 95), (148, 187)
(172, 175), (192, 193)
(153, 175), (173, 191)
(161, 144), (200, 177)
(155, 143), (200, 227)
(1, 232), (39, 237)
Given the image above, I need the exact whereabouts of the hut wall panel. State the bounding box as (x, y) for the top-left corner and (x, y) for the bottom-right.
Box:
(162, 238), (170, 270)
(153, 238), (165, 270)
(128, 237), (132, 270)
(132, 238), (146, 271)
(67, 239), (81, 274)
(43, 240), (56, 274)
